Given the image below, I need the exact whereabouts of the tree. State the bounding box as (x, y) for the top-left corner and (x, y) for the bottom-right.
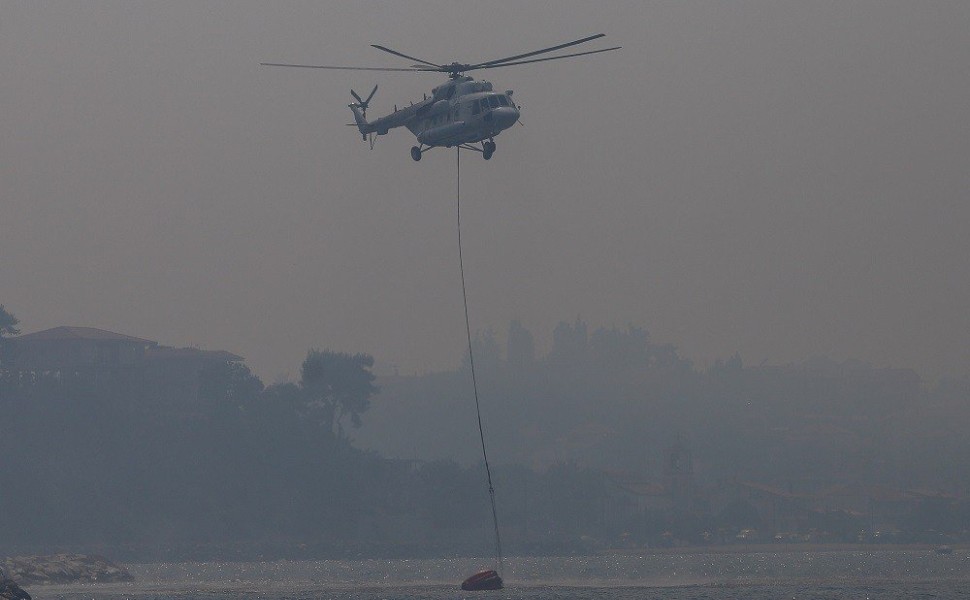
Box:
(549, 318), (588, 368)
(300, 349), (379, 437)
(199, 361), (264, 405)
(462, 328), (502, 374)
(716, 499), (762, 530)
(0, 305), (20, 367)
(506, 319), (535, 368)
(0, 305), (19, 338)
(588, 325), (651, 372)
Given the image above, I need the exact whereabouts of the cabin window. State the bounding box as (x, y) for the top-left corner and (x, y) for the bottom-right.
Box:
(472, 101), (480, 115)
(488, 95), (501, 108)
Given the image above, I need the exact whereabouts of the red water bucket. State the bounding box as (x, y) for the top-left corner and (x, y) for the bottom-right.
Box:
(461, 569), (503, 591)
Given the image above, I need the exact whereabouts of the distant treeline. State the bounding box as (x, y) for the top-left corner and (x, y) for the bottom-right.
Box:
(0, 335), (613, 559)
(363, 319), (970, 489)
(2, 306), (970, 557)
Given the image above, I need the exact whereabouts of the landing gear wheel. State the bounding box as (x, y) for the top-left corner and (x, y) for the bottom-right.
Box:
(410, 146), (422, 162)
(482, 141), (495, 160)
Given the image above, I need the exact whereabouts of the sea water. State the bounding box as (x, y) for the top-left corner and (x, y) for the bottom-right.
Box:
(35, 550), (970, 599)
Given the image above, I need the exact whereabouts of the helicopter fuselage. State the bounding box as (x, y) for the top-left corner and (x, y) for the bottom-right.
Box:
(263, 33), (619, 161)
(355, 76), (519, 153)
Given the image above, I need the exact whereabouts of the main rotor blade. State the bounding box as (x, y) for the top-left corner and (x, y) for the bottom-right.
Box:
(468, 46), (621, 71)
(469, 33), (606, 69)
(370, 45), (443, 68)
(261, 62), (425, 72)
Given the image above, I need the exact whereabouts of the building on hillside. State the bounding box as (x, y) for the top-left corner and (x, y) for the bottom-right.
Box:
(142, 345), (245, 407)
(10, 326), (156, 371)
(603, 473), (671, 526)
(665, 437), (694, 511)
(748, 360), (921, 416)
(4, 326), (244, 405)
(812, 482), (917, 532)
(708, 480), (813, 535)
(602, 438), (699, 532)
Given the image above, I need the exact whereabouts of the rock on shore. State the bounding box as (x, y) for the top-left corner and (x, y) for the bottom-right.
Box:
(0, 573), (31, 600)
(2, 554), (133, 585)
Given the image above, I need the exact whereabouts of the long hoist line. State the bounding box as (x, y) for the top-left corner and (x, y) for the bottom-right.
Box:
(456, 148), (503, 576)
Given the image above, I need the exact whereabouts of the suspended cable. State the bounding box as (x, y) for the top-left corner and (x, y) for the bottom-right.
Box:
(456, 148), (503, 575)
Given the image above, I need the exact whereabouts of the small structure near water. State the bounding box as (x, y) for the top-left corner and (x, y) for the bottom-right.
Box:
(2, 554), (132, 585)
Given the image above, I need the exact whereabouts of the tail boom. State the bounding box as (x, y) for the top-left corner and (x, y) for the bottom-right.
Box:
(350, 105), (374, 139)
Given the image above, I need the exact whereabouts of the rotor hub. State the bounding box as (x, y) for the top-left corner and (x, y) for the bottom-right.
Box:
(445, 63), (472, 77)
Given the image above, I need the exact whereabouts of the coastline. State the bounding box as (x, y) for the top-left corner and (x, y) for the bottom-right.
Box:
(601, 542), (960, 556)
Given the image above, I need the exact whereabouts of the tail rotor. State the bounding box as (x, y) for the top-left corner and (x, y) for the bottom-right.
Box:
(349, 84), (378, 147)
(350, 84), (378, 120)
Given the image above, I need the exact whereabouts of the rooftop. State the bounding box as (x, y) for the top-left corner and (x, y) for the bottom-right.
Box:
(146, 346), (244, 362)
(15, 326), (156, 345)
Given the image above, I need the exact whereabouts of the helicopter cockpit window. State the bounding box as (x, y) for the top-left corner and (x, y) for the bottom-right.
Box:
(497, 95), (510, 107)
(488, 95), (501, 108)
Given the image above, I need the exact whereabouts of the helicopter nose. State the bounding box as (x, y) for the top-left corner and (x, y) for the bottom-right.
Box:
(493, 106), (519, 129)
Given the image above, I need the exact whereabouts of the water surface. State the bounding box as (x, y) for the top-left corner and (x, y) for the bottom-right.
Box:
(38, 550), (970, 599)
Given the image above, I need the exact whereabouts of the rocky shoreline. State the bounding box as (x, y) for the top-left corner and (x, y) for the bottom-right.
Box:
(0, 574), (30, 600)
(2, 554), (132, 586)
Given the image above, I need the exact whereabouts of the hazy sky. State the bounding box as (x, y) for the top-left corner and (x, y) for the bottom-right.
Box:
(2, 1), (968, 381)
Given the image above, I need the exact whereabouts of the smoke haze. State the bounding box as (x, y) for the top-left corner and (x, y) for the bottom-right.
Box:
(2, 1), (969, 380)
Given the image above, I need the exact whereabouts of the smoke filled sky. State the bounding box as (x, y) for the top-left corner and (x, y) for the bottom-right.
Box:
(2, 1), (968, 381)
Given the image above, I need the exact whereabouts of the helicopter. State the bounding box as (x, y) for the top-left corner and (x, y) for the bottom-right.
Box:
(261, 34), (619, 161)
